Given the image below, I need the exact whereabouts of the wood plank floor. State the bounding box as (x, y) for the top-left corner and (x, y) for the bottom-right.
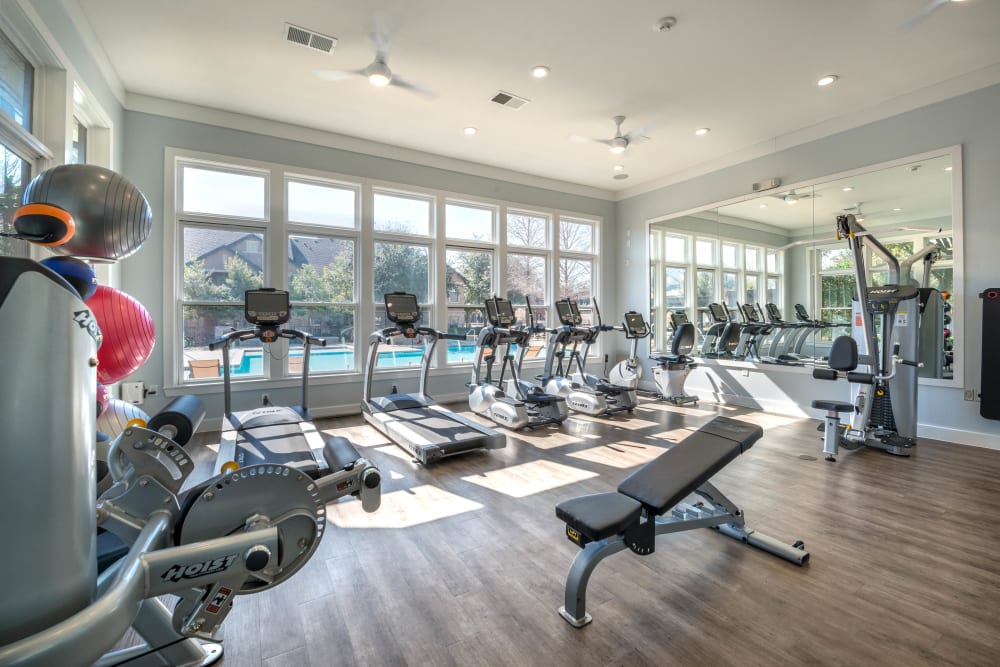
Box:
(178, 399), (1000, 666)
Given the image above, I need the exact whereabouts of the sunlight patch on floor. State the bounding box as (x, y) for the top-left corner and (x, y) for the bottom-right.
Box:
(731, 412), (804, 429)
(636, 402), (717, 417)
(507, 430), (585, 450)
(567, 441), (665, 468)
(649, 427), (699, 443)
(325, 484), (483, 528)
(461, 460), (597, 497)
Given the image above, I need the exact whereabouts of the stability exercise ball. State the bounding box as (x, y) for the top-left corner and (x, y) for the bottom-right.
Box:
(86, 285), (155, 384)
(18, 164), (152, 262)
(97, 399), (150, 440)
(40, 256), (98, 301)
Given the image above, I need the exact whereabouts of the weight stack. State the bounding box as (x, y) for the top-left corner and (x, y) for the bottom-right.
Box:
(980, 288), (1000, 419)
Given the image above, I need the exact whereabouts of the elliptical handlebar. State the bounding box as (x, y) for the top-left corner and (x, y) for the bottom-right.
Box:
(209, 329), (256, 350)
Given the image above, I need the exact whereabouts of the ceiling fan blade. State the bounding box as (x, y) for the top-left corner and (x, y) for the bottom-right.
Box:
(314, 69), (362, 82)
(389, 75), (437, 100)
(624, 119), (661, 143)
(901, 0), (951, 30)
(370, 12), (392, 62)
(569, 135), (612, 146)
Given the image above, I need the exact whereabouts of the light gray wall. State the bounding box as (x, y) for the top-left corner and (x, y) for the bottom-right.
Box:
(119, 111), (615, 420)
(26, 0), (124, 168)
(617, 82), (1000, 445)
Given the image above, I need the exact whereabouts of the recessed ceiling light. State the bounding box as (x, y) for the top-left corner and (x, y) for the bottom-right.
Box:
(856, 217), (865, 222)
(613, 173), (629, 180)
(759, 204), (768, 209)
(695, 128), (710, 136)
(612, 164), (625, 171)
(531, 65), (550, 78)
(893, 207), (903, 212)
(945, 166), (953, 171)
(817, 74), (839, 87)
(463, 126), (478, 135)
(842, 186), (854, 192)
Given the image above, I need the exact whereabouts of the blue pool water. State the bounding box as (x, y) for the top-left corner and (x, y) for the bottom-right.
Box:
(231, 344), (480, 374)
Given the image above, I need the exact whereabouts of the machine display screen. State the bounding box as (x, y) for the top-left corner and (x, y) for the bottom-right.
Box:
(489, 298), (514, 326)
(556, 300), (581, 325)
(245, 289), (290, 324)
(768, 303), (783, 320)
(385, 293), (420, 324)
(624, 312), (647, 335)
(741, 303), (760, 322)
(669, 311), (689, 326)
(709, 302), (729, 322)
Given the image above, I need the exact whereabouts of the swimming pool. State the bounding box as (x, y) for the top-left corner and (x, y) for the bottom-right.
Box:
(230, 344), (480, 374)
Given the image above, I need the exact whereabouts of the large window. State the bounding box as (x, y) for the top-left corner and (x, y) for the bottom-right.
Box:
(0, 30), (33, 131)
(650, 229), (784, 342)
(0, 143), (31, 258)
(813, 233), (953, 340)
(169, 154), (601, 383)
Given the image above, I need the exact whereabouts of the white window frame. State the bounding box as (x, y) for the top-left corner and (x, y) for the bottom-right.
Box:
(163, 148), (604, 390)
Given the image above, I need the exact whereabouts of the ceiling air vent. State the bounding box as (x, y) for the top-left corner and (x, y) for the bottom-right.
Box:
(284, 23), (338, 54)
(490, 91), (530, 109)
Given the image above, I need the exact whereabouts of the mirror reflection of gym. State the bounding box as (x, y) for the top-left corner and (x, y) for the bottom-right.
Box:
(648, 153), (955, 380)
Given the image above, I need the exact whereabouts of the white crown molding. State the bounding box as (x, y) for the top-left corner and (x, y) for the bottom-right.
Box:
(55, 0), (127, 106)
(617, 61), (1000, 201)
(125, 93), (616, 202)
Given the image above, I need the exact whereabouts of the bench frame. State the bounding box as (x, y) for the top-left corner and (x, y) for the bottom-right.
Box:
(559, 480), (809, 627)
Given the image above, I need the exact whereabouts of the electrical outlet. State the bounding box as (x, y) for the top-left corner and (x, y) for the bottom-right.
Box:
(262, 393), (270, 406)
(146, 385), (159, 396)
(964, 389), (975, 401)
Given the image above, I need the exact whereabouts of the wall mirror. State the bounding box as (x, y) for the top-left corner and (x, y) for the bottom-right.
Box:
(648, 146), (961, 387)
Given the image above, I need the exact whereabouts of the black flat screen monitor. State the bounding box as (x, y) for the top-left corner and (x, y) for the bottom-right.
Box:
(384, 293), (420, 324)
(741, 303), (760, 323)
(556, 299), (581, 325)
(623, 312), (648, 335)
(245, 289), (290, 325)
(490, 298), (515, 326)
(708, 302), (728, 322)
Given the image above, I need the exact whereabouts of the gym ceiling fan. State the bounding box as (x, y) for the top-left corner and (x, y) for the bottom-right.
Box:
(313, 14), (436, 100)
(571, 116), (656, 154)
(769, 189), (820, 205)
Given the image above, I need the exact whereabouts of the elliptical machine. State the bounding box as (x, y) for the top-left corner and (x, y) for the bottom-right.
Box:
(650, 311), (699, 405)
(608, 311), (650, 389)
(469, 296), (568, 428)
(810, 214), (925, 461)
(561, 298), (638, 415)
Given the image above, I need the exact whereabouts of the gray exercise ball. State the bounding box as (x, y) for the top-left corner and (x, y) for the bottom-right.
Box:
(22, 164), (152, 262)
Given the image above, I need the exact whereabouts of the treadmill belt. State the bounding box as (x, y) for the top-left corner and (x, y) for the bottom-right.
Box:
(236, 425), (316, 470)
(386, 409), (489, 444)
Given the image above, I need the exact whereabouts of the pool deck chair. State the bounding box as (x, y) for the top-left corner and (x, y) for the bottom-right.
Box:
(188, 357), (221, 378)
(555, 416), (809, 627)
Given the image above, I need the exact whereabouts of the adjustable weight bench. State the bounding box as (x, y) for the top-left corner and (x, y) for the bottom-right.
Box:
(555, 416), (809, 627)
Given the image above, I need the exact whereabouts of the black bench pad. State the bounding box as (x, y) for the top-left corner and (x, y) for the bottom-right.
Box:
(617, 416), (762, 515)
(324, 436), (362, 471)
(556, 492), (642, 543)
(812, 400), (854, 412)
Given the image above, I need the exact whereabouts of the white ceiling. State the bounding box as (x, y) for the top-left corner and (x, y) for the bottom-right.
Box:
(76, 0), (1000, 193)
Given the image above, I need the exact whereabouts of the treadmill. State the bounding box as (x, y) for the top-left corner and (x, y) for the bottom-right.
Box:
(362, 292), (505, 464)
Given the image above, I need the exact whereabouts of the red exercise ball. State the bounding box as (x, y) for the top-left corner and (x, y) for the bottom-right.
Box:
(86, 285), (155, 384)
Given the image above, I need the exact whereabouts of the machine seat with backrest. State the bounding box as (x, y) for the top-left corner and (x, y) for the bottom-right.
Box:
(811, 336), (862, 413)
(651, 320), (696, 366)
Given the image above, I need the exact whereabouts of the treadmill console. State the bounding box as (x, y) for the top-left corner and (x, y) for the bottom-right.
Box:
(245, 289), (290, 325)
(766, 303), (783, 321)
(708, 302), (729, 322)
(485, 297), (515, 327)
(384, 292), (421, 325)
(793, 303), (810, 321)
(622, 311), (649, 337)
(556, 299), (582, 326)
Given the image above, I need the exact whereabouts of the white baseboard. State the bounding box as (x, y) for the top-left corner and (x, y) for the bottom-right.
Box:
(917, 424), (1000, 450)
